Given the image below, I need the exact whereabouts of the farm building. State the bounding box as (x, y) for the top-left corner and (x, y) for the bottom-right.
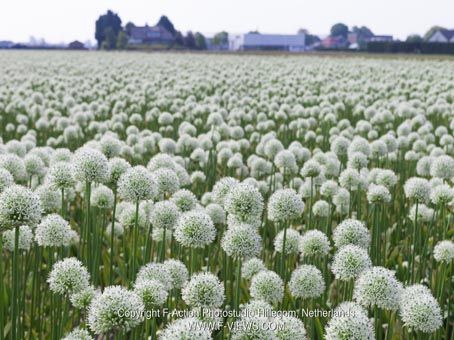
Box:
(229, 32), (306, 52)
(427, 29), (454, 43)
(128, 24), (174, 45)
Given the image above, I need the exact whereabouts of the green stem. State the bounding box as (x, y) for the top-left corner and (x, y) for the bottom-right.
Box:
(11, 225), (20, 340)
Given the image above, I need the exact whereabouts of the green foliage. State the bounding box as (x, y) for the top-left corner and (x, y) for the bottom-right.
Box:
(213, 31), (228, 46)
(157, 15), (176, 36)
(95, 10), (122, 49)
(330, 23), (349, 38)
(406, 34), (423, 43)
(194, 32), (207, 50)
(116, 31), (128, 49)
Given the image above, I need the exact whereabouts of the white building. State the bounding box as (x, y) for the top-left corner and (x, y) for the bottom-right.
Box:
(229, 33), (306, 52)
(428, 29), (454, 43)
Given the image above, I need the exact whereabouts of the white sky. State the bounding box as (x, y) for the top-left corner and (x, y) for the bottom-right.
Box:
(1, 0), (453, 44)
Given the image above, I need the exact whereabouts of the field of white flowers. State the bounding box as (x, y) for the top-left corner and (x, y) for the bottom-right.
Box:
(0, 51), (453, 340)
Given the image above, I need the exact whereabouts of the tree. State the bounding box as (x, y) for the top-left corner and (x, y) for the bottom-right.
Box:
(298, 28), (320, 46)
(423, 26), (446, 41)
(213, 31), (228, 46)
(174, 31), (184, 46)
(330, 23), (349, 38)
(125, 22), (135, 37)
(95, 10), (122, 48)
(195, 32), (207, 50)
(157, 15), (176, 36)
(117, 31), (128, 49)
(406, 34), (423, 43)
(352, 26), (374, 41)
(184, 31), (196, 49)
(101, 27), (117, 50)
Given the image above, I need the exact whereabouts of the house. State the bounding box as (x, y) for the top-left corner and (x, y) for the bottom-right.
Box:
(128, 25), (174, 45)
(321, 36), (348, 49)
(0, 41), (14, 48)
(427, 29), (454, 43)
(68, 41), (85, 50)
(229, 33), (306, 52)
(367, 35), (393, 42)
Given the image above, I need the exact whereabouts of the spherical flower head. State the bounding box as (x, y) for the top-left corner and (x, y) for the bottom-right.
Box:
(225, 183), (264, 224)
(339, 168), (361, 191)
(264, 138), (284, 160)
(300, 159), (322, 178)
(347, 152), (368, 170)
(2, 225), (33, 252)
(433, 240), (454, 263)
(250, 270), (284, 304)
(36, 184), (62, 213)
(333, 188), (350, 215)
(118, 203), (147, 229)
(118, 166), (156, 202)
(35, 213), (73, 247)
(430, 184), (454, 206)
(134, 279), (168, 309)
(212, 177), (239, 206)
(289, 265), (325, 300)
(331, 136), (350, 157)
(312, 200), (330, 218)
(147, 153), (176, 172)
(46, 161), (76, 190)
(87, 286), (144, 334)
(158, 317), (212, 340)
(333, 219), (370, 250)
(274, 228), (301, 255)
(375, 169), (397, 189)
(274, 315), (307, 340)
(242, 257), (266, 280)
(100, 135), (122, 159)
(320, 180), (339, 199)
(47, 257), (90, 295)
(325, 302), (374, 340)
(163, 259), (189, 289)
(0, 168), (14, 193)
(0, 154), (27, 182)
(348, 136), (370, 157)
(274, 150), (298, 175)
(399, 284), (442, 333)
(267, 188), (304, 222)
(175, 211), (216, 249)
(73, 147), (109, 183)
(170, 189), (198, 212)
(205, 203), (226, 225)
(136, 262), (172, 291)
(0, 185), (42, 231)
(408, 204), (434, 223)
(404, 177), (430, 203)
(299, 230), (331, 258)
(222, 223), (262, 258)
(150, 200), (180, 230)
(367, 184), (391, 204)
(70, 285), (98, 310)
(416, 156), (433, 177)
(24, 154), (45, 177)
(182, 272), (224, 309)
(353, 266), (403, 310)
(152, 168), (180, 197)
(331, 245), (372, 281)
(62, 328), (93, 340)
(430, 155), (454, 179)
(108, 157), (131, 186)
(91, 184), (114, 209)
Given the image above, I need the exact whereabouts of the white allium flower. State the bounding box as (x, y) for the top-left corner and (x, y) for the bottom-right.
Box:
(300, 159), (322, 178)
(299, 230), (330, 257)
(222, 223), (262, 258)
(399, 285), (442, 333)
(100, 135), (122, 158)
(375, 169), (397, 189)
(152, 168), (180, 196)
(87, 286), (144, 334)
(366, 184), (391, 204)
(267, 188), (304, 222)
(73, 147), (109, 183)
(430, 155), (454, 179)
(136, 262), (172, 291)
(35, 184), (62, 213)
(117, 203), (147, 229)
(108, 157), (131, 186)
(289, 265), (325, 299)
(118, 166), (156, 202)
(353, 266), (403, 310)
(433, 240), (454, 263)
(274, 315), (307, 340)
(91, 184), (114, 209)
(147, 153), (176, 172)
(339, 168), (361, 191)
(312, 200), (330, 217)
(47, 257), (90, 295)
(348, 136), (370, 157)
(242, 257), (266, 280)
(320, 180), (339, 199)
(225, 183), (264, 224)
(0, 154), (27, 182)
(24, 154), (45, 177)
(70, 285), (98, 310)
(163, 259), (189, 289)
(274, 150), (298, 175)
(408, 204), (434, 223)
(0, 168), (14, 193)
(430, 184), (454, 205)
(333, 188), (350, 215)
(333, 219), (370, 250)
(250, 270), (284, 304)
(0, 185), (42, 231)
(231, 316), (277, 340)
(170, 189), (198, 212)
(274, 228), (301, 255)
(347, 152), (368, 170)
(150, 200), (180, 230)
(159, 317), (212, 340)
(331, 245), (372, 281)
(175, 211), (216, 248)
(212, 177), (239, 205)
(416, 156), (433, 177)
(325, 302), (374, 340)
(404, 177), (431, 203)
(264, 139), (284, 160)
(35, 213), (73, 247)
(240, 299), (274, 315)
(134, 279), (168, 309)
(182, 272), (224, 308)
(205, 203), (226, 225)
(2, 225), (33, 251)
(62, 328), (93, 340)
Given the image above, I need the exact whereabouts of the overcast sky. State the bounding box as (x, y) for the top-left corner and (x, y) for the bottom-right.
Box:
(1, 0), (453, 44)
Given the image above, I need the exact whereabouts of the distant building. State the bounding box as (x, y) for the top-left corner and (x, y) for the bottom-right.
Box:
(128, 25), (174, 45)
(367, 35), (393, 42)
(427, 29), (454, 43)
(0, 41), (14, 49)
(68, 40), (85, 50)
(206, 38), (229, 51)
(321, 36), (348, 49)
(229, 33), (306, 52)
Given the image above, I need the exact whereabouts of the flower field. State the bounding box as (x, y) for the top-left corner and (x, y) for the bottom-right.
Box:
(0, 51), (453, 339)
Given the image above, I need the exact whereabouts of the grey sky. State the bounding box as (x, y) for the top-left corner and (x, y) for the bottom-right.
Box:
(1, 0), (453, 43)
